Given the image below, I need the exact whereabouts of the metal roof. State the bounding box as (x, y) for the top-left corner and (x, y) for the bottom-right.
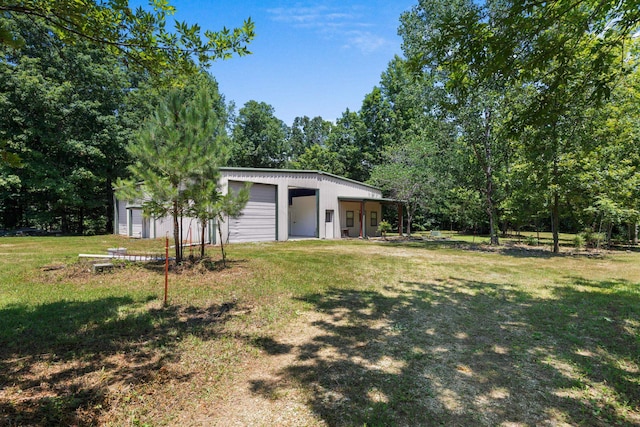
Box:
(219, 167), (382, 192)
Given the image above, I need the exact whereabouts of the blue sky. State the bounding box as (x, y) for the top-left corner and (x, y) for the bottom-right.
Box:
(163, 1), (415, 124)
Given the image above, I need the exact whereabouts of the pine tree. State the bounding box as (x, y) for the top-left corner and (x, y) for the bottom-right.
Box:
(116, 74), (228, 263)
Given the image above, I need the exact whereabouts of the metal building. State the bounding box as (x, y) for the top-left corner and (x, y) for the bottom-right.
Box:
(114, 168), (398, 244)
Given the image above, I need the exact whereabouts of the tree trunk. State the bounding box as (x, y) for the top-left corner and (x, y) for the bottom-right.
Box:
(217, 219), (226, 268)
(551, 192), (560, 253)
(486, 203), (499, 245)
(61, 210), (69, 234)
(200, 220), (206, 258)
(484, 162), (499, 246)
(550, 154), (560, 253)
(597, 218), (604, 249)
(106, 179), (114, 234)
(172, 201), (181, 263)
(481, 107), (499, 245)
(78, 208), (84, 235)
(2, 198), (20, 229)
(180, 212), (184, 260)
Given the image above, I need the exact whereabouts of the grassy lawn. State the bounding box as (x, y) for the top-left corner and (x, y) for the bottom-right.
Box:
(0, 236), (639, 425)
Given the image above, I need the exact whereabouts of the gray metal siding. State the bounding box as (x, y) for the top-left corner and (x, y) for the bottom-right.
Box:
(117, 200), (127, 235)
(228, 182), (276, 243)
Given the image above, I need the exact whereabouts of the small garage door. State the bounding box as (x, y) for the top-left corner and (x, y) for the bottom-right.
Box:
(228, 182), (277, 243)
(117, 200), (127, 235)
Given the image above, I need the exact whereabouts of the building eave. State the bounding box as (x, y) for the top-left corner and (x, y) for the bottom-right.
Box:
(219, 167), (382, 192)
(338, 196), (402, 204)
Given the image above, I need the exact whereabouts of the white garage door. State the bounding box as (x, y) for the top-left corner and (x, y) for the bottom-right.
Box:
(228, 181), (276, 243)
(117, 200), (128, 235)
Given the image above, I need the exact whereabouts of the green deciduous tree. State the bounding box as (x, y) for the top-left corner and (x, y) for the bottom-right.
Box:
(400, 0), (512, 245)
(369, 55), (456, 234)
(504, 23), (638, 252)
(229, 100), (288, 168)
(287, 116), (333, 164)
(370, 139), (435, 236)
(570, 64), (640, 246)
(0, 0), (255, 75)
(290, 144), (344, 175)
(399, 0), (639, 250)
(326, 109), (368, 182)
(0, 17), (131, 233)
(359, 87), (395, 169)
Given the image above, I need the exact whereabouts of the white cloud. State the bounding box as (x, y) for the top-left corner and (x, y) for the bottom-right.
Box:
(267, 6), (351, 27)
(343, 30), (390, 54)
(267, 5), (390, 54)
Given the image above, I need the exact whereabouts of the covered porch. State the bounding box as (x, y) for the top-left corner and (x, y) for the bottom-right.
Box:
(337, 197), (404, 238)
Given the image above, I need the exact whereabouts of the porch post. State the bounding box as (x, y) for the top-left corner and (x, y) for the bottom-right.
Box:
(362, 202), (366, 239)
(359, 201), (364, 238)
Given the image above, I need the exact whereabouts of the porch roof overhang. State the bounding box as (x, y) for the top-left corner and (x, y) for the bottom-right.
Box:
(338, 197), (403, 204)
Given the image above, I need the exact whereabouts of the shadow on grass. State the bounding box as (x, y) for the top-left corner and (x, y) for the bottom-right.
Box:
(248, 278), (639, 426)
(378, 238), (608, 259)
(0, 297), (238, 426)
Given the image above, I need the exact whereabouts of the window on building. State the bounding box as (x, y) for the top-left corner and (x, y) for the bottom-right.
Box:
(346, 210), (354, 227)
(370, 211), (378, 227)
(325, 210), (334, 223)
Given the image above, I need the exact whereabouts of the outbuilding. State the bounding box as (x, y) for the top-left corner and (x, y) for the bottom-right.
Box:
(114, 168), (400, 244)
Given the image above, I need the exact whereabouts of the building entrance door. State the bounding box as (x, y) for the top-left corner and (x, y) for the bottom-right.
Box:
(325, 210), (334, 239)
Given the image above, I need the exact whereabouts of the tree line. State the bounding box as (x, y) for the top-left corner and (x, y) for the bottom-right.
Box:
(1, 1), (639, 254)
(390, 0), (640, 252)
(0, 8), (391, 236)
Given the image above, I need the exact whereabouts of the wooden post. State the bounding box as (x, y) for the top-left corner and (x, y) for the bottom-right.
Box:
(359, 201), (364, 238)
(164, 235), (169, 306)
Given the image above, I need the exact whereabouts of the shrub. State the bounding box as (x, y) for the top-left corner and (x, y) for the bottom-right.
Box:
(378, 220), (392, 239)
(573, 234), (585, 249)
(524, 235), (537, 246)
(413, 223), (426, 232)
(580, 227), (605, 248)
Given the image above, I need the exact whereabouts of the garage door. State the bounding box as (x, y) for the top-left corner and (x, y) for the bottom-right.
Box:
(117, 200), (128, 235)
(228, 181), (277, 243)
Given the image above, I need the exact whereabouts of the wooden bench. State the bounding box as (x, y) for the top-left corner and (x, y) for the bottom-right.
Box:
(92, 263), (114, 274)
